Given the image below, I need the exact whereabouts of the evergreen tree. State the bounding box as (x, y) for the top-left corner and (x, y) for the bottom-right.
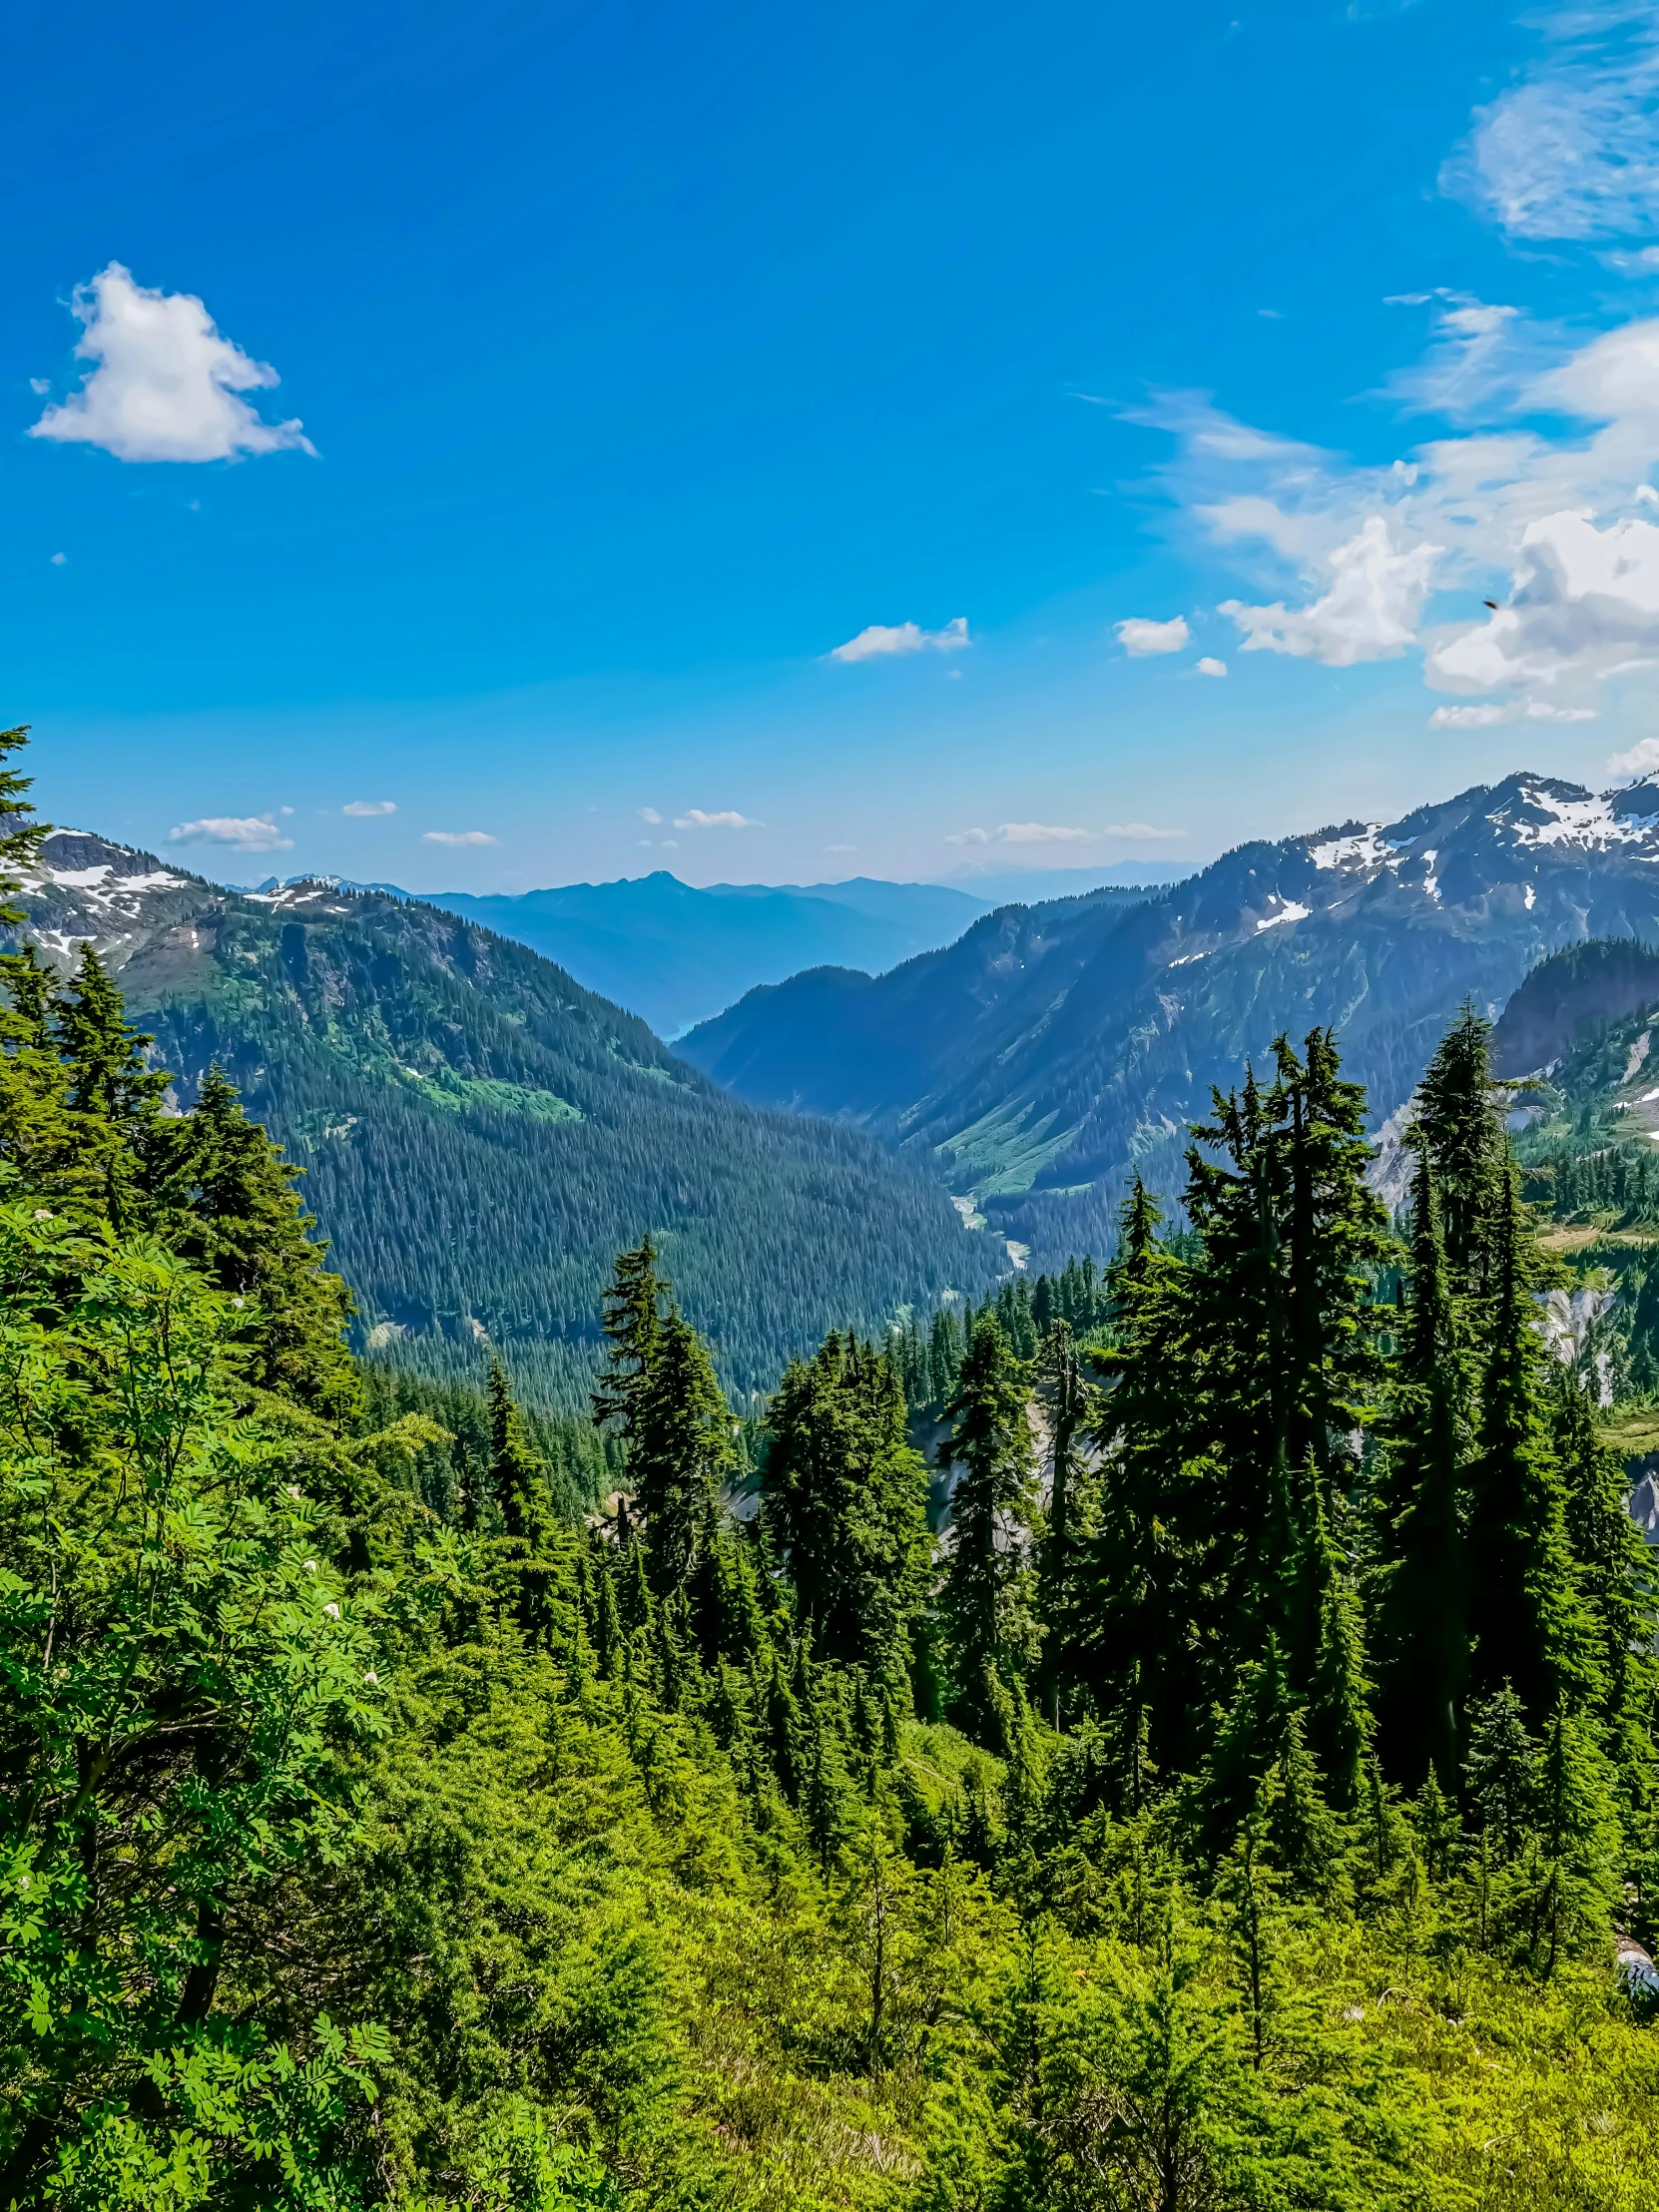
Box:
(1074, 1177), (1206, 1788)
(1374, 1141), (1468, 1793)
(54, 944), (169, 1227)
(939, 1316), (1038, 1748)
(1411, 1001), (1504, 1296)
(631, 1307), (734, 1593)
(1549, 1361), (1658, 1779)
(149, 1064), (360, 1419)
(1465, 1159), (1600, 1724)
(761, 1331), (929, 1694)
(591, 1236), (668, 1442)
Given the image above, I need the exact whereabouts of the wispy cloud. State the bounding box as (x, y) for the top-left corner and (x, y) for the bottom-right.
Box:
(342, 799), (396, 817)
(829, 616), (970, 662)
(422, 829), (498, 846)
(944, 821), (1182, 848)
(1115, 615), (1190, 655)
(674, 809), (760, 829)
(638, 806), (663, 824)
(170, 813), (292, 851)
(30, 264), (313, 464)
(1442, 7), (1659, 243)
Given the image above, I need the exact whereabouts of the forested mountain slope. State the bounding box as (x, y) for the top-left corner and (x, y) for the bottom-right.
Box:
(683, 773), (1659, 1267)
(386, 870), (993, 1035)
(9, 830), (1002, 1400)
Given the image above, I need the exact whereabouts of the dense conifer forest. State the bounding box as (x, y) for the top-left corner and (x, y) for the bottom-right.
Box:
(4, 727), (1659, 2209)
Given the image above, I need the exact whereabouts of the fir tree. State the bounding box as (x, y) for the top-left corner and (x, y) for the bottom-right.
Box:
(630, 1307), (734, 1593)
(1411, 1001), (1504, 1297)
(1549, 1360), (1657, 1779)
(591, 1236), (668, 1443)
(939, 1316), (1038, 1747)
(1374, 1141), (1468, 1793)
(1036, 1317), (1097, 1715)
(1465, 1159), (1600, 1724)
(150, 1064), (359, 1418)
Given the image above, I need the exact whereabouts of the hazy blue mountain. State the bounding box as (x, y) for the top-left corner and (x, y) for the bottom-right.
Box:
(13, 833), (1002, 1403)
(681, 774), (1659, 1271)
(362, 870), (992, 1035)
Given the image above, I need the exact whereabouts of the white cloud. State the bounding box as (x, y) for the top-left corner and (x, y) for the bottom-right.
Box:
(1443, 10), (1659, 243)
(829, 616), (970, 662)
(1115, 615), (1190, 655)
(1221, 515), (1440, 666)
(1196, 656), (1228, 677)
(422, 830), (498, 846)
(674, 809), (760, 830)
(1610, 736), (1659, 776)
(49, 552), (67, 567)
(638, 806), (663, 824)
(30, 264), (313, 464)
(170, 814), (292, 851)
(1429, 703), (1509, 728)
(661, 838), (679, 849)
(942, 821), (1181, 849)
(825, 842), (857, 852)
(1428, 697), (1599, 728)
(342, 799), (396, 817)
(1428, 510), (1659, 692)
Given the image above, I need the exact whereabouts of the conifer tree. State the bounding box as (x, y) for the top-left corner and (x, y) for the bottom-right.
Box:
(1549, 1361), (1657, 1777)
(591, 1236), (668, 1443)
(1034, 1316), (1097, 1728)
(1074, 1177), (1206, 1785)
(1374, 1142), (1468, 1792)
(151, 1064), (359, 1418)
(631, 1308), (734, 1593)
(939, 1315), (1038, 1747)
(1411, 1001), (1504, 1296)
(54, 944), (169, 1227)
(762, 1330), (929, 1694)
(1465, 1159), (1600, 1724)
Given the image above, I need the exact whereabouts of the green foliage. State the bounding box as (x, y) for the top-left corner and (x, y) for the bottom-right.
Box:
(1, 742), (1656, 2212)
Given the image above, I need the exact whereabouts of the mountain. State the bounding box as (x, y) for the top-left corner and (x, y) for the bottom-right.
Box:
(12, 830), (1003, 1402)
(382, 871), (994, 1035)
(680, 773), (1659, 1268)
(939, 860), (1196, 903)
(1492, 936), (1659, 1078)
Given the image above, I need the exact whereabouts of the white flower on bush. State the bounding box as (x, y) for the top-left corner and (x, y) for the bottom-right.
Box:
(323, 1602), (340, 1619)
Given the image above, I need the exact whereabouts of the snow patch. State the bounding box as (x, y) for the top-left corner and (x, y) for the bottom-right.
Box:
(1308, 827), (1399, 870)
(1256, 900), (1310, 931)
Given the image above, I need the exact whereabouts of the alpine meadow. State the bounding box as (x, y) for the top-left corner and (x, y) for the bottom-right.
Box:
(5, 715), (1659, 2212)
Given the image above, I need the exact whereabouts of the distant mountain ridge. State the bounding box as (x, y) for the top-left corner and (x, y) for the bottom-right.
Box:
(11, 830), (1002, 1402)
(680, 773), (1659, 1269)
(339, 871), (998, 1036)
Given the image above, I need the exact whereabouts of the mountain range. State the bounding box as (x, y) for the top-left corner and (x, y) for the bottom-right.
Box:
(680, 773), (1659, 1269)
(13, 831), (1003, 1402)
(399, 872), (994, 1035)
(241, 864), (1190, 1039)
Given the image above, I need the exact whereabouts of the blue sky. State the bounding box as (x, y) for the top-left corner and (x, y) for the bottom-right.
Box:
(9, 0), (1659, 888)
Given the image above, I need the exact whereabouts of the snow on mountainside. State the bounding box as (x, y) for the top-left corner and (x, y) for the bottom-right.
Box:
(679, 773), (1659, 1270)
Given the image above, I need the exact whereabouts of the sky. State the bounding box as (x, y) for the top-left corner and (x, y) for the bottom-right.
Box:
(10, 0), (1659, 890)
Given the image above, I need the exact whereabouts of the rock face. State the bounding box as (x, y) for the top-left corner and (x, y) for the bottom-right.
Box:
(681, 773), (1659, 1265)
